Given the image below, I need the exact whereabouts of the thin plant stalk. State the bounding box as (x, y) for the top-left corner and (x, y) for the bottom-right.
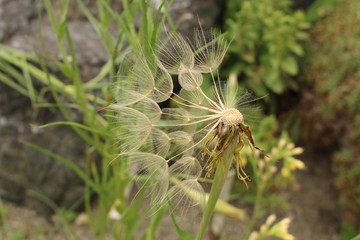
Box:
(196, 139), (238, 240)
(249, 180), (265, 231)
(170, 177), (246, 220)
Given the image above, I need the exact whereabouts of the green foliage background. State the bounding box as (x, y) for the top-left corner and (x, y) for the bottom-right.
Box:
(301, 0), (360, 236)
(224, 0), (309, 96)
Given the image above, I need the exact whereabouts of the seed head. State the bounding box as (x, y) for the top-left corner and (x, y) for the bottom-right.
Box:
(221, 108), (243, 126)
(110, 26), (266, 218)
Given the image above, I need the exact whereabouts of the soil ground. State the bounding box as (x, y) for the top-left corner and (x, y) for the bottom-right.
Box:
(287, 145), (340, 240)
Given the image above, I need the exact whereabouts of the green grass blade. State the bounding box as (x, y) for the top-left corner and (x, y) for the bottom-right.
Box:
(77, 0), (114, 54)
(169, 210), (195, 240)
(0, 60), (27, 86)
(146, 205), (167, 240)
(0, 72), (28, 96)
(20, 140), (103, 195)
(57, 0), (70, 39)
(0, 52), (107, 105)
(20, 55), (37, 107)
(37, 121), (112, 137)
(35, 53), (102, 151)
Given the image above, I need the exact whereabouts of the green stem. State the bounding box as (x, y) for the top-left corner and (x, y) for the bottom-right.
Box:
(248, 154), (265, 231)
(170, 177), (246, 220)
(196, 139), (237, 240)
(350, 234), (360, 240)
(249, 183), (264, 231)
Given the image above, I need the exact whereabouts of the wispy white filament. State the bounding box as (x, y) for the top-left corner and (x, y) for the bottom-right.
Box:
(111, 27), (259, 223)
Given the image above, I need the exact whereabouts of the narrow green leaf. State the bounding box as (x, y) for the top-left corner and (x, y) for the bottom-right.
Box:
(37, 121), (111, 137)
(21, 55), (37, 106)
(169, 210), (195, 240)
(146, 205), (167, 240)
(20, 140), (103, 195)
(0, 72), (28, 96)
(56, 22), (68, 40)
(0, 60), (27, 86)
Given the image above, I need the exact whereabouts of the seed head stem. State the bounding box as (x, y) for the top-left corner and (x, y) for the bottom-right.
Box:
(196, 137), (238, 240)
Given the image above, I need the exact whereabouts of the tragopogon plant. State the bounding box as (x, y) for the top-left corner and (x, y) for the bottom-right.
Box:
(111, 28), (267, 238)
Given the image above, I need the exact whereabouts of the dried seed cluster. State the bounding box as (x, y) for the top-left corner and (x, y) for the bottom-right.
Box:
(110, 27), (265, 208)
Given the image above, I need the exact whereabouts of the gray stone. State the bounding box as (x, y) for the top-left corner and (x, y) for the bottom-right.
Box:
(0, 84), (86, 215)
(0, 0), (224, 216)
(168, 0), (223, 37)
(0, 0), (40, 42)
(6, 19), (108, 80)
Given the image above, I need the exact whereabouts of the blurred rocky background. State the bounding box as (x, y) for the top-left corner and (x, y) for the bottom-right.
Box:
(0, 0), (225, 217)
(4, 1), (359, 240)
